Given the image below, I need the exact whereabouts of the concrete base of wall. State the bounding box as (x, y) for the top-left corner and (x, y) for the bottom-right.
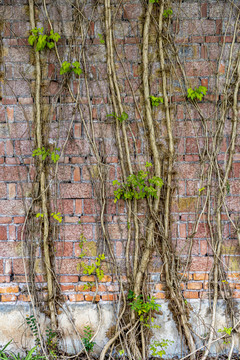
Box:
(0, 300), (239, 358)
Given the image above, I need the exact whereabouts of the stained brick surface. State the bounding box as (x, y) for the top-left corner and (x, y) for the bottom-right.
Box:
(0, 0), (239, 304)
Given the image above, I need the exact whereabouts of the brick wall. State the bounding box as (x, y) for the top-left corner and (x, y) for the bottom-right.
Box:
(0, 0), (240, 308)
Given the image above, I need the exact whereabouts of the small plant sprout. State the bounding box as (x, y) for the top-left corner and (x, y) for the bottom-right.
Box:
(32, 147), (50, 161)
(107, 111), (129, 123)
(149, 95), (164, 107)
(149, 0), (159, 3)
(150, 339), (174, 358)
(26, 315), (40, 348)
(82, 326), (96, 353)
(218, 326), (232, 344)
(129, 292), (161, 325)
(199, 187), (205, 193)
(187, 86), (207, 101)
(51, 148), (60, 163)
(119, 349), (124, 356)
(36, 213), (44, 219)
(98, 33), (105, 44)
(32, 147), (60, 164)
(163, 8), (173, 18)
(51, 212), (63, 223)
(60, 61), (82, 76)
(113, 162), (163, 202)
(28, 27), (60, 51)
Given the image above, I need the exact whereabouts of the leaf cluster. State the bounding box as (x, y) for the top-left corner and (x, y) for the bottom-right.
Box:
(107, 111), (128, 123)
(28, 28), (60, 51)
(26, 315), (40, 348)
(32, 147), (60, 164)
(129, 292), (161, 324)
(78, 253), (105, 282)
(60, 61), (82, 76)
(113, 163), (163, 202)
(36, 212), (62, 223)
(82, 326), (95, 353)
(187, 86), (207, 101)
(163, 8), (173, 17)
(0, 342), (44, 360)
(149, 95), (164, 107)
(45, 327), (58, 358)
(218, 326), (232, 344)
(150, 339), (174, 358)
(51, 212), (62, 224)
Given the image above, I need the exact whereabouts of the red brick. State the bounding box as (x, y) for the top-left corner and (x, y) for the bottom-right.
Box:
(75, 199), (82, 214)
(60, 275), (79, 283)
(74, 124), (82, 138)
(61, 284), (75, 292)
(55, 242), (73, 257)
(190, 257), (213, 272)
(0, 227), (7, 240)
(232, 291), (240, 298)
(123, 4), (142, 19)
(201, 3), (207, 17)
(100, 275), (112, 283)
(73, 167), (80, 182)
(14, 217), (25, 224)
(201, 79), (208, 88)
(101, 294), (117, 301)
(85, 294), (100, 302)
(57, 259), (80, 274)
(0, 276), (10, 283)
(185, 61), (216, 76)
(18, 294), (30, 301)
(179, 224), (187, 238)
(187, 282), (202, 290)
(183, 291), (199, 299)
(1, 294), (17, 302)
(13, 259), (28, 274)
(0, 167), (28, 181)
(155, 292), (165, 299)
(216, 20), (222, 34)
(193, 273), (209, 281)
(219, 63), (225, 74)
(206, 36), (220, 43)
(69, 294), (84, 302)
(60, 184), (92, 199)
(60, 224), (93, 240)
(200, 45), (208, 59)
(80, 275), (95, 282)
(75, 284), (89, 292)
(156, 284), (165, 291)
(0, 285), (19, 293)
(0, 184), (7, 199)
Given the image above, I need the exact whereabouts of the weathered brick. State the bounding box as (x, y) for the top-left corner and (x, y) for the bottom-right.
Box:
(60, 184), (92, 199)
(1, 294), (17, 302)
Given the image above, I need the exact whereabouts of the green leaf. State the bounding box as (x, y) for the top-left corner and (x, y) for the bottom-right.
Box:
(28, 34), (36, 46)
(98, 33), (105, 44)
(36, 34), (47, 51)
(118, 111), (128, 123)
(73, 67), (82, 76)
(60, 61), (72, 75)
(47, 42), (55, 49)
(150, 95), (164, 107)
(107, 113), (117, 118)
(146, 162), (152, 168)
